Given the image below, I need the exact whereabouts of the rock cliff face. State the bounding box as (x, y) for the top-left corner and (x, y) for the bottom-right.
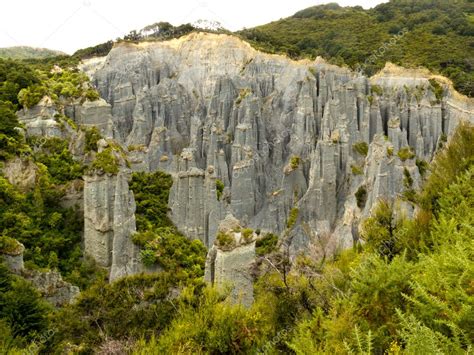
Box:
(83, 142), (141, 281)
(79, 32), (473, 255)
(16, 33), (473, 287)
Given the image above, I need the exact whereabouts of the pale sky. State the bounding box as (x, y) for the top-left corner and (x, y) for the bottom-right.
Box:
(0, 0), (388, 54)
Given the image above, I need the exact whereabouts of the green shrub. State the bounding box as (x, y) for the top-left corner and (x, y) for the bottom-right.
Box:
(421, 122), (474, 211)
(371, 84), (383, 96)
(287, 207), (299, 229)
(136, 228), (206, 277)
(351, 164), (363, 175)
(353, 141), (369, 156)
(290, 156), (301, 169)
(84, 126), (102, 152)
(387, 147), (394, 157)
(403, 168), (413, 188)
(256, 233), (279, 256)
(0, 264), (51, 341)
(51, 272), (193, 352)
(17, 84), (46, 108)
(135, 287), (267, 354)
(429, 78), (444, 102)
(85, 88), (100, 101)
(0, 235), (22, 255)
(89, 148), (119, 174)
(140, 249), (157, 267)
(397, 147), (415, 161)
(28, 137), (84, 184)
(437, 133), (448, 149)
(242, 228), (254, 243)
(416, 159), (429, 177)
(216, 179), (224, 201)
(216, 231), (236, 250)
(355, 185), (367, 208)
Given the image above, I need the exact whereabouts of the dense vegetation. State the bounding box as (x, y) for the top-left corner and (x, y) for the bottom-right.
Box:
(130, 171), (206, 278)
(239, 0), (474, 96)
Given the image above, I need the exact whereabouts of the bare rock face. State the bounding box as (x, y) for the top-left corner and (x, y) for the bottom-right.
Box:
(66, 98), (115, 138)
(23, 269), (80, 307)
(84, 169), (141, 281)
(1, 241), (25, 273)
(17, 96), (65, 138)
(204, 216), (256, 307)
(3, 157), (38, 192)
(83, 141), (141, 281)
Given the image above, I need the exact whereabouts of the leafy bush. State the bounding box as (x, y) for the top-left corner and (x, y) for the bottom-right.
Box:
(216, 231), (236, 250)
(85, 88), (100, 101)
(290, 156), (301, 169)
(89, 148), (119, 174)
(287, 207), (299, 229)
(242, 228), (254, 243)
(0, 264), (51, 342)
(355, 185), (367, 208)
(84, 126), (102, 152)
(371, 84), (383, 96)
(429, 78), (444, 102)
(0, 235), (22, 255)
(403, 168), (413, 188)
(17, 84), (46, 108)
(51, 272), (195, 352)
(416, 158), (429, 177)
(397, 147), (415, 161)
(0, 169), (84, 280)
(134, 287), (267, 354)
(130, 171), (206, 274)
(215, 179), (224, 201)
(351, 164), (363, 175)
(256, 233), (279, 256)
(28, 137), (84, 184)
(353, 142), (369, 156)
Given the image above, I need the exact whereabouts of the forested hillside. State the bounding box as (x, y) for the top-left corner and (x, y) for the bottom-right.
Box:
(0, 47), (65, 60)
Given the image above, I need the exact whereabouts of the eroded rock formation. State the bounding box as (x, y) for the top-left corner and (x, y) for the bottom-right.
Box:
(83, 141), (141, 281)
(79, 33), (473, 256)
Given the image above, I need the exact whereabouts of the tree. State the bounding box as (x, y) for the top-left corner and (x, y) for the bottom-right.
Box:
(0, 101), (20, 138)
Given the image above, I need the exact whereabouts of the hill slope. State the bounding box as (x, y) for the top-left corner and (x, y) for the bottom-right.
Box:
(0, 46), (66, 60)
(238, 0), (474, 97)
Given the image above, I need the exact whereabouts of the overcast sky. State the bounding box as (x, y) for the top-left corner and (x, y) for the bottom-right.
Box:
(0, 0), (388, 54)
